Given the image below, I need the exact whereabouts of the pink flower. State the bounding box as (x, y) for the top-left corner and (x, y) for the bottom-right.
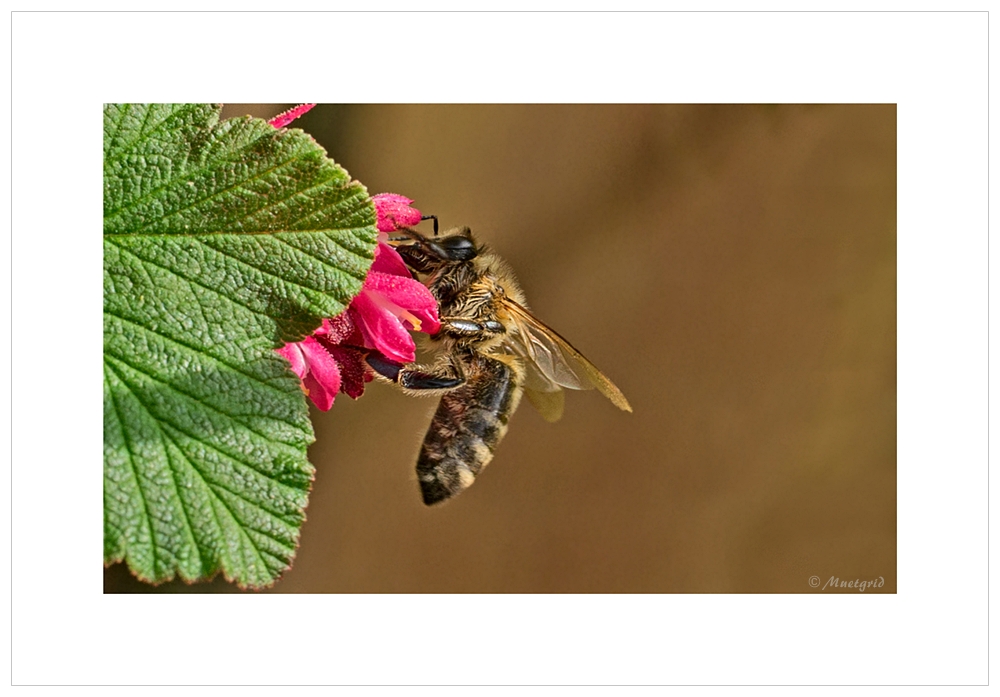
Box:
(276, 314), (372, 411)
(276, 335), (351, 413)
(276, 193), (439, 410)
(346, 241), (441, 363)
(268, 104), (316, 129)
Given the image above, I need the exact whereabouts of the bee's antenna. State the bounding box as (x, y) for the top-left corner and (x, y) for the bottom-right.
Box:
(389, 227), (440, 254)
(421, 214), (439, 235)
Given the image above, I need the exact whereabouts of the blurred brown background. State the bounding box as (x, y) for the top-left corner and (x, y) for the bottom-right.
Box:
(105, 104), (896, 593)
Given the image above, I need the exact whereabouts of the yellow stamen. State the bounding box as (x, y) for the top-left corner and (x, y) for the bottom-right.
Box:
(398, 309), (422, 332)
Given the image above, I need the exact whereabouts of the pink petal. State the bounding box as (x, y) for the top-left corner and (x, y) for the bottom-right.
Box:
(372, 193), (422, 232)
(364, 272), (441, 334)
(275, 342), (307, 379)
(348, 291), (418, 364)
(268, 103), (316, 129)
(296, 336), (342, 411)
(371, 241), (413, 278)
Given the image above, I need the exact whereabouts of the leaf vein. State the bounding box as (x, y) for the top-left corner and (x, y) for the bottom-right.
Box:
(163, 438), (207, 578)
(105, 238), (280, 327)
(103, 352), (310, 479)
(103, 310), (307, 436)
(203, 473), (287, 580)
(104, 365), (159, 576)
(108, 361), (300, 584)
(107, 232), (351, 312)
(282, 188), (369, 231)
(209, 231), (370, 285)
(218, 164), (351, 228)
(104, 104), (201, 167)
(107, 133), (307, 229)
(158, 427), (297, 566)
(199, 478), (298, 551)
(105, 105), (129, 160)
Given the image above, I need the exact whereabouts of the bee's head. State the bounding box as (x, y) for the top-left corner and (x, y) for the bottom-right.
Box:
(393, 226), (479, 274)
(434, 227), (478, 262)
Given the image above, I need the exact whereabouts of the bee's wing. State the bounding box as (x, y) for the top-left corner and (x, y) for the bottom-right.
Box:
(504, 324), (566, 423)
(505, 300), (632, 415)
(523, 385), (565, 423)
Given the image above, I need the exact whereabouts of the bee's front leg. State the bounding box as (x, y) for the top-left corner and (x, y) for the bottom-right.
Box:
(438, 317), (506, 339)
(366, 353), (465, 391)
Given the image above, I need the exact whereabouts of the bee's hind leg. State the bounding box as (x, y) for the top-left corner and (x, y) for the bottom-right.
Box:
(366, 354), (465, 392)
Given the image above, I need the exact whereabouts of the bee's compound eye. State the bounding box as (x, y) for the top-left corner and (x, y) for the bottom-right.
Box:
(439, 235), (477, 261)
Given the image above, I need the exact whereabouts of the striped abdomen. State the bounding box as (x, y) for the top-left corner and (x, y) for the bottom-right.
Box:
(416, 352), (523, 505)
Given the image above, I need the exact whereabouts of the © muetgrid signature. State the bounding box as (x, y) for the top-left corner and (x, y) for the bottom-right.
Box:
(808, 575), (886, 591)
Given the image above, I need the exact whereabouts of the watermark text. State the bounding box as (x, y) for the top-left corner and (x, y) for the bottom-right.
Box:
(808, 575), (885, 592)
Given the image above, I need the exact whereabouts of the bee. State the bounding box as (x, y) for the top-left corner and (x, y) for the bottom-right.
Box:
(367, 222), (631, 505)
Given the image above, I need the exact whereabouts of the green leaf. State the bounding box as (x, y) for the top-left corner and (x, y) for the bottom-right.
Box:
(103, 104), (376, 588)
